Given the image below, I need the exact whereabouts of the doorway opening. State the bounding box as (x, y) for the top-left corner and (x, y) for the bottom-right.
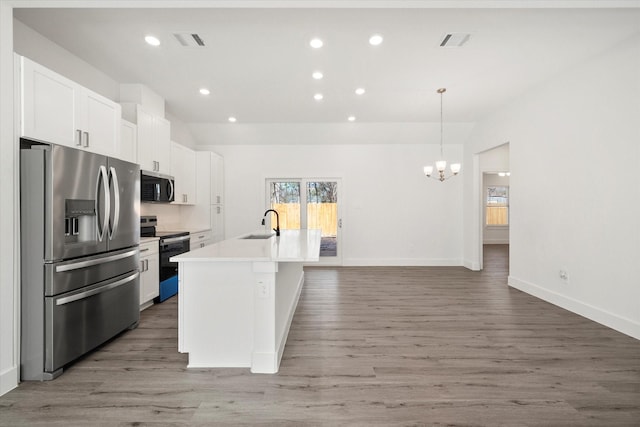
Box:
(477, 143), (510, 271)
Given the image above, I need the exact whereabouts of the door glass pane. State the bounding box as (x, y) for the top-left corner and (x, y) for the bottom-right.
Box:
(307, 182), (337, 257)
(486, 186), (509, 225)
(270, 182), (300, 230)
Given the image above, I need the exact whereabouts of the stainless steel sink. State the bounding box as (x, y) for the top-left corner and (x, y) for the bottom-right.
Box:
(241, 234), (274, 239)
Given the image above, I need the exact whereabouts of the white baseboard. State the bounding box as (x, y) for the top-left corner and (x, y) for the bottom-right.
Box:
(464, 259), (481, 271)
(0, 366), (18, 396)
(343, 258), (462, 267)
(508, 276), (640, 340)
(483, 239), (509, 244)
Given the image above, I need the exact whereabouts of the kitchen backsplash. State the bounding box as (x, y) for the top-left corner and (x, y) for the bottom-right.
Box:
(140, 203), (182, 230)
(140, 203), (210, 232)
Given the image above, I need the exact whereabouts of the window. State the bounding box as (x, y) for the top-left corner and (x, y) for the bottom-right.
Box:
(486, 186), (509, 225)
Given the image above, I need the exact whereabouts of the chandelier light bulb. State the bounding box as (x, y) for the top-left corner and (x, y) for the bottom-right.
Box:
(436, 160), (447, 172)
(451, 163), (461, 174)
(423, 166), (434, 177)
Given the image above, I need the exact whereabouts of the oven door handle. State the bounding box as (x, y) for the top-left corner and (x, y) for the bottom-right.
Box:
(161, 235), (190, 244)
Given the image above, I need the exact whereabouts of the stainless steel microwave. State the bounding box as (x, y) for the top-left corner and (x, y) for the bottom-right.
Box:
(140, 171), (175, 203)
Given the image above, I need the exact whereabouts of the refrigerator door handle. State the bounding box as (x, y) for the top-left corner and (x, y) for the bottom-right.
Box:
(55, 248), (138, 272)
(108, 166), (120, 240)
(96, 165), (110, 242)
(55, 271), (139, 306)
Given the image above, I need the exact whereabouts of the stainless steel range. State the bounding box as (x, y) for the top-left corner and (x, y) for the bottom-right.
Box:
(20, 139), (140, 381)
(140, 216), (190, 302)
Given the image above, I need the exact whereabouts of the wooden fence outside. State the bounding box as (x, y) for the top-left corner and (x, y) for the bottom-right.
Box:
(486, 206), (508, 225)
(271, 203), (338, 236)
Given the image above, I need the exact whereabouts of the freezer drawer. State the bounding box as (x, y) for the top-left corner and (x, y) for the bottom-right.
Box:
(44, 247), (139, 296)
(44, 270), (140, 373)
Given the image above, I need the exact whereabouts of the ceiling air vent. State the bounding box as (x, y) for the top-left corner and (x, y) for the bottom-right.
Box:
(173, 32), (206, 47)
(439, 33), (471, 48)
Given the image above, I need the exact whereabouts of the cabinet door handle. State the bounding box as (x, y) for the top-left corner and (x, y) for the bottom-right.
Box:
(140, 248), (149, 252)
(145, 259), (149, 271)
(83, 131), (89, 147)
(217, 206), (221, 214)
(76, 129), (82, 146)
(140, 261), (145, 272)
(217, 196), (221, 204)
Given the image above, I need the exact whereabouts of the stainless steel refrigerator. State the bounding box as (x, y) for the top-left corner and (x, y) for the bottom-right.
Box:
(20, 139), (140, 380)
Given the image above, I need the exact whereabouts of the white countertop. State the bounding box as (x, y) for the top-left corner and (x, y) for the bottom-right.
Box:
(171, 229), (321, 263)
(156, 225), (211, 234)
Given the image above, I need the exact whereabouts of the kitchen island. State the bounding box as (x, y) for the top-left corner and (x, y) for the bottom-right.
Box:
(170, 229), (321, 373)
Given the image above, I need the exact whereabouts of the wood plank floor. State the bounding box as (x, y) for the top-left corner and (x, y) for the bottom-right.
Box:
(2, 245), (639, 426)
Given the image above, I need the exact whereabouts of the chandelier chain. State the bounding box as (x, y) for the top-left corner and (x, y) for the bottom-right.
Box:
(440, 89), (444, 158)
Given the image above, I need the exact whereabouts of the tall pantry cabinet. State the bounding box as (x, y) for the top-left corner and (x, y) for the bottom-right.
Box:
(182, 151), (225, 243)
(210, 152), (224, 243)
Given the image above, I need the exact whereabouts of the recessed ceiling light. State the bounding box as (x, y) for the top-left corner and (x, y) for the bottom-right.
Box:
(348, 116), (356, 122)
(355, 88), (366, 95)
(310, 38), (323, 49)
(312, 71), (323, 80)
(199, 88), (210, 95)
(144, 35), (160, 46)
(314, 93), (324, 101)
(369, 34), (383, 46)
(228, 117), (237, 123)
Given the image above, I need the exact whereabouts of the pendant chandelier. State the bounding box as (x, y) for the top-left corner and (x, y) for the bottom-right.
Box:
(424, 88), (461, 182)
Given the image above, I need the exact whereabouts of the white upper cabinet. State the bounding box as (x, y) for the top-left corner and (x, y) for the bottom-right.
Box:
(82, 91), (121, 157)
(122, 103), (171, 174)
(20, 56), (120, 158)
(120, 120), (137, 164)
(170, 142), (197, 205)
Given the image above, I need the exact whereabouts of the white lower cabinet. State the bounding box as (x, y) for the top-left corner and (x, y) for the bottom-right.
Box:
(190, 230), (214, 250)
(139, 240), (159, 310)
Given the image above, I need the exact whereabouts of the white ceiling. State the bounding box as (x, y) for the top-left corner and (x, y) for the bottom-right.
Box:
(13, 3), (640, 126)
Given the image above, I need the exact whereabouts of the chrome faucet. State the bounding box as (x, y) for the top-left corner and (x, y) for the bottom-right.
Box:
(262, 209), (280, 236)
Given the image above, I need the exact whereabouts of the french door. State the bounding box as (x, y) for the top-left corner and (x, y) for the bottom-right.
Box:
(266, 178), (342, 265)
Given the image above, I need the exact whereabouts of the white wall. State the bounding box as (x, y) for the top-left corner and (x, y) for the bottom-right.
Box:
(204, 142), (464, 266)
(166, 110), (199, 149)
(0, 1), (18, 397)
(13, 19), (120, 101)
(463, 34), (640, 339)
